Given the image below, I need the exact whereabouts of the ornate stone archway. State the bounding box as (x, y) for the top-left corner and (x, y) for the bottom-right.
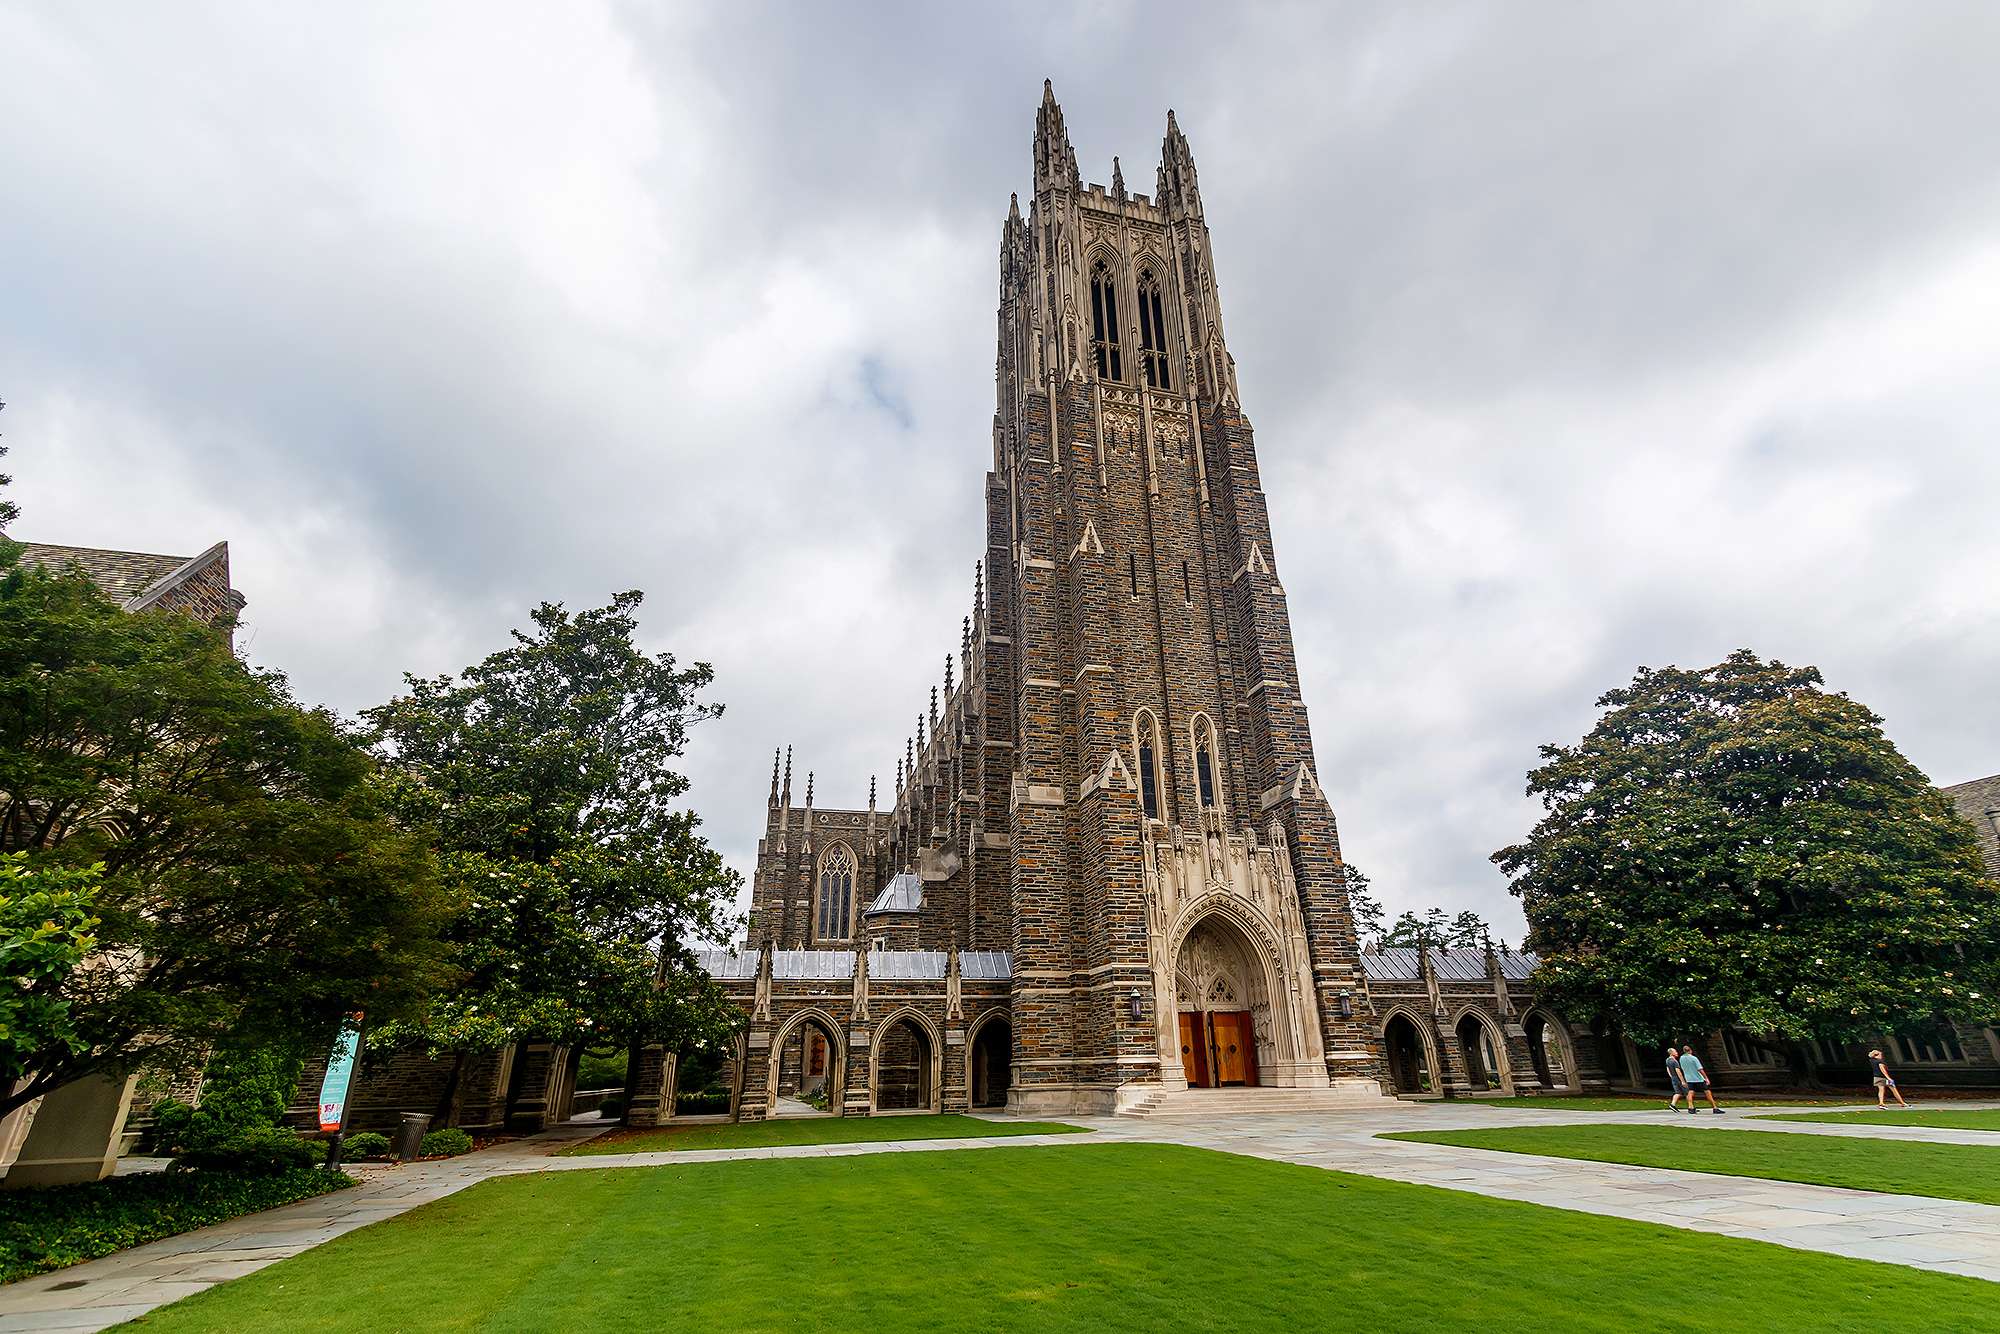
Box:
(1160, 898), (1328, 1090)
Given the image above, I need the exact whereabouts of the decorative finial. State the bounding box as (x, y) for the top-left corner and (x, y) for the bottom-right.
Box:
(929, 686), (938, 731)
(869, 775), (877, 810)
(1111, 155), (1126, 202)
(805, 771), (814, 807)
(944, 656), (953, 694)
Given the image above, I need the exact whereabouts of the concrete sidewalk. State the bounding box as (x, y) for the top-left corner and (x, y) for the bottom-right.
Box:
(5, 1100), (1999, 1330)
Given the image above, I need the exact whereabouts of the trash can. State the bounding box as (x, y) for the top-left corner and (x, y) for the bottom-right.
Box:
(393, 1113), (432, 1163)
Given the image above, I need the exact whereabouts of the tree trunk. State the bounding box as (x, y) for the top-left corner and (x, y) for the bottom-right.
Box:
(432, 1051), (467, 1126)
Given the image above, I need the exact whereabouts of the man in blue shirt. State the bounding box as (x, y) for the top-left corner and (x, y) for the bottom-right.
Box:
(1663, 1046), (1688, 1111)
(1677, 1044), (1725, 1114)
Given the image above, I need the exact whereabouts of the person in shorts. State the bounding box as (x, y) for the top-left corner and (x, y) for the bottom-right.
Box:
(1677, 1044), (1724, 1114)
(1868, 1049), (1910, 1109)
(1663, 1046), (1688, 1111)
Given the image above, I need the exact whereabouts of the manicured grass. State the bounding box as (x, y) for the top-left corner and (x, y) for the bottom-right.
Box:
(1384, 1123), (2000, 1205)
(138, 1144), (1998, 1332)
(560, 1112), (1090, 1155)
(1758, 1107), (2000, 1133)
(1484, 1096), (1860, 1112)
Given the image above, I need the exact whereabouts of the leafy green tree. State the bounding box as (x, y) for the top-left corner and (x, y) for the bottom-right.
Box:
(0, 855), (99, 1087)
(361, 594), (742, 1091)
(0, 561), (456, 1120)
(1339, 863), (1384, 942)
(1494, 650), (2000, 1077)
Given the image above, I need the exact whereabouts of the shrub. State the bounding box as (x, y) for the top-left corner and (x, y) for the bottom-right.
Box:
(676, 1091), (730, 1115)
(419, 1128), (473, 1158)
(148, 1098), (195, 1154)
(339, 1131), (393, 1159)
(594, 1097), (623, 1120)
(0, 1168), (354, 1283)
(171, 1123), (322, 1174)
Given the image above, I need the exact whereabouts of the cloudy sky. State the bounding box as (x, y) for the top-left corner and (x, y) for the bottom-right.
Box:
(5, 2), (1999, 939)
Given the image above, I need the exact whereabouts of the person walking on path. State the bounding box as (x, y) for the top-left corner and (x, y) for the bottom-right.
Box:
(1868, 1049), (1911, 1109)
(1677, 1044), (1725, 1114)
(1663, 1046), (1688, 1111)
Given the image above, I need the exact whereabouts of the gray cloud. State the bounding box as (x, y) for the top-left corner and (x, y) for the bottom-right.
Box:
(4, 2), (1999, 938)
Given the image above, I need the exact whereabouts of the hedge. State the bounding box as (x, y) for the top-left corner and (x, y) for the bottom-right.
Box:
(0, 1168), (355, 1284)
(676, 1091), (731, 1115)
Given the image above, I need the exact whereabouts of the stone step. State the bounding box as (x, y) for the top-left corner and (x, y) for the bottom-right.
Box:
(1116, 1086), (1392, 1119)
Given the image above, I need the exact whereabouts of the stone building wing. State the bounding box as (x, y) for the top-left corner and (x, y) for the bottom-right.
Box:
(1944, 773), (2000, 879)
(11, 538), (246, 623)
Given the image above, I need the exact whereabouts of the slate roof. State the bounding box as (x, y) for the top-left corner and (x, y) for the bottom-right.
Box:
(1360, 946), (1538, 982)
(11, 541), (192, 602)
(866, 873), (924, 914)
(696, 947), (1014, 981)
(1944, 773), (2000, 880)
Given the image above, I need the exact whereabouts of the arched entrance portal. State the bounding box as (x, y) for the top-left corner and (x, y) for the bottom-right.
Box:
(1384, 1014), (1431, 1093)
(1457, 1014), (1498, 1091)
(969, 1018), (1011, 1108)
(1173, 916), (1263, 1089)
(767, 1012), (844, 1117)
(875, 1017), (935, 1110)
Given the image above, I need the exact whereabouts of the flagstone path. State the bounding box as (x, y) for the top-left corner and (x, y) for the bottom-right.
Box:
(6, 1100), (1999, 1331)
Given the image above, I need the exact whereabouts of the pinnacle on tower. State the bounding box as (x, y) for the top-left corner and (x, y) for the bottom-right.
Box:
(1158, 108), (1203, 220)
(1111, 155), (1126, 202)
(929, 686), (938, 731)
(1034, 79), (1080, 194)
(868, 775), (877, 812)
(944, 655), (953, 695)
(781, 745), (793, 808)
(805, 771), (814, 809)
(769, 748), (780, 804)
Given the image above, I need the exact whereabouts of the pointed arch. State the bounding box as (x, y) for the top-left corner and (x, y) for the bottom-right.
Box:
(1189, 711), (1224, 814)
(1089, 253), (1124, 382)
(764, 1006), (848, 1117)
(1378, 1005), (1444, 1096)
(1135, 259), (1172, 389)
(1131, 709), (1166, 823)
(870, 1005), (943, 1113)
(816, 842), (856, 942)
(1446, 1004), (1515, 1096)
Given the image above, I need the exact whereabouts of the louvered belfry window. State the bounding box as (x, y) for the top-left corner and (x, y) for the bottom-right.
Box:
(1136, 267), (1170, 388)
(1090, 259), (1123, 381)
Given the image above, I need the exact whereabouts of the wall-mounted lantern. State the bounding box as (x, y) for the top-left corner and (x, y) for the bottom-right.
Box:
(1338, 990), (1353, 1019)
(1129, 989), (1145, 1023)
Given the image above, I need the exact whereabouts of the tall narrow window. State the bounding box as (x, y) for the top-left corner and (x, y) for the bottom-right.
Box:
(1181, 561), (1192, 604)
(818, 844), (855, 940)
(1195, 717), (1218, 809)
(1135, 712), (1164, 822)
(1139, 739), (1159, 820)
(1090, 259), (1122, 382)
(1137, 268), (1170, 389)
(1128, 552), (1139, 598)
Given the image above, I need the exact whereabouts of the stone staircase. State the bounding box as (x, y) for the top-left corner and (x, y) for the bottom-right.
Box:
(1115, 1085), (1393, 1119)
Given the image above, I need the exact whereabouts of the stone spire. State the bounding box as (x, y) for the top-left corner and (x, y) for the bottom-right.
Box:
(1157, 108), (1203, 221)
(768, 748), (781, 808)
(1033, 79), (1080, 194)
(944, 654), (953, 696)
(780, 746), (792, 822)
(1111, 155), (1126, 202)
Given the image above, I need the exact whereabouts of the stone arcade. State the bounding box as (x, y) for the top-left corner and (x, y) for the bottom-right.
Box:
(700, 86), (1405, 1120)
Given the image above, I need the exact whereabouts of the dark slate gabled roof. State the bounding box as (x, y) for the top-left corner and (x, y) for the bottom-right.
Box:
(12, 541), (192, 602)
(1360, 947), (1538, 982)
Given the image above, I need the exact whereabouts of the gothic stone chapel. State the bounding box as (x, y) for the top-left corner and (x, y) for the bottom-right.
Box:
(701, 85), (1396, 1118)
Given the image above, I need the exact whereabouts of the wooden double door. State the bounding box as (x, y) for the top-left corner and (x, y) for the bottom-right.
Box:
(1178, 1011), (1259, 1088)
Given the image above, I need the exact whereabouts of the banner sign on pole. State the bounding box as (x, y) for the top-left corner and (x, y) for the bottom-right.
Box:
(318, 1015), (365, 1133)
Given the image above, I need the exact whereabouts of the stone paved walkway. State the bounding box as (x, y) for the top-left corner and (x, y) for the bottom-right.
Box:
(6, 1101), (1999, 1330)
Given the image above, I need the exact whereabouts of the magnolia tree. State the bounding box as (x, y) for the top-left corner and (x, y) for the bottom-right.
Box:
(361, 593), (743, 1105)
(1494, 650), (2000, 1078)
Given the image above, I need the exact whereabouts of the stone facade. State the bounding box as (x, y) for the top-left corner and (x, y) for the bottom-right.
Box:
(707, 86), (1397, 1119)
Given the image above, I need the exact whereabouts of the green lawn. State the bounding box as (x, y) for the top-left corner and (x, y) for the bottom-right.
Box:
(1758, 1107), (2000, 1133)
(560, 1112), (1089, 1155)
(1484, 1096), (1862, 1113)
(1384, 1123), (2000, 1205)
(135, 1144), (1998, 1333)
